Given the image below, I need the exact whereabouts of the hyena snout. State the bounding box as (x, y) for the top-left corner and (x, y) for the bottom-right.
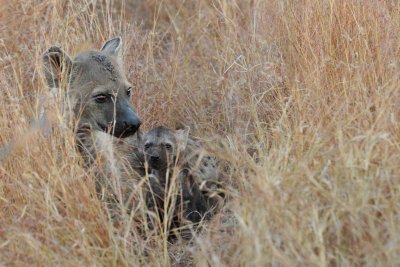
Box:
(150, 155), (160, 163)
(145, 150), (169, 170)
(145, 152), (161, 167)
(114, 107), (141, 138)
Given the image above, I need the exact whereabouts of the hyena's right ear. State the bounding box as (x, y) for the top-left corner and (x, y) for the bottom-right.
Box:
(175, 126), (190, 151)
(101, 37), (122, 60)
(43, 46), (72, 89)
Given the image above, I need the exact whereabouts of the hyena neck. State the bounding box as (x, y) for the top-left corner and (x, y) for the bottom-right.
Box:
(75, 129), (97, 167)
(151, 168), (168, 185)
(151, 164), (190, 187)
(75, 127), (113, 167)
(151, 167), (179, 188)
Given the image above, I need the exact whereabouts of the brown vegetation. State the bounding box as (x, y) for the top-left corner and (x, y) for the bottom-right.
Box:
(1, 0), (399, 266)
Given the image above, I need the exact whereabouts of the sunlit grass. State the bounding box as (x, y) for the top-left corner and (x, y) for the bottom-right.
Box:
(1, 0), (399, 266)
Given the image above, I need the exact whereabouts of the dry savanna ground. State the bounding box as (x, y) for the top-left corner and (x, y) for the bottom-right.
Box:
(1, 0), (400, 266)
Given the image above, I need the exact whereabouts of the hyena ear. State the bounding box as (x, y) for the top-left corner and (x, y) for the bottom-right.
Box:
(175, 126), (190, 151)
(43, 46), (72, 89)
(101, 36), (122, 59)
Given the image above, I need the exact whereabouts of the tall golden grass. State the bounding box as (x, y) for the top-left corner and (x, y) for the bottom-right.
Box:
(1, 0), (399, 266)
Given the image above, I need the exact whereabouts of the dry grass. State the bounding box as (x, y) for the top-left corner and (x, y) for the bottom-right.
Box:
(1, 0), (400, 266)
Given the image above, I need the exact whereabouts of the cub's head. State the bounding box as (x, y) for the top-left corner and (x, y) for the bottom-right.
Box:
(143, 126), (190, 170)
(43, 37), (141, 138)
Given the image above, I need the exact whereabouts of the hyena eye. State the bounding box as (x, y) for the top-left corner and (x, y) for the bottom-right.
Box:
(127, 87), (132, 97)
(94, 94), (108, 103)
(165, 144), (172, 150)
(144, 143), (152, 150)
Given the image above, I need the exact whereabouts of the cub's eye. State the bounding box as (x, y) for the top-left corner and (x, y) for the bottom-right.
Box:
(165, 144), (172, 150)
(127, 87), (132, 97)
(144, 143), (152, 150)
(94, 94), (108, 103)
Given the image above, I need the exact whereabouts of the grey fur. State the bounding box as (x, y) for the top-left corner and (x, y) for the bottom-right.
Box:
(42, 38), (145, 214)
(142, 126), (224, 228)
(43, 37), (141, 139)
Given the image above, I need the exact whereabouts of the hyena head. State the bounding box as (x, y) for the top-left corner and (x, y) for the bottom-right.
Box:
(143, 126), (190, 171)
(43, 37), (141, 138)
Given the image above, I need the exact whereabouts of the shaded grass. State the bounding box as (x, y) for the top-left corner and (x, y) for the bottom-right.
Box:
(1, 0), (400, 266)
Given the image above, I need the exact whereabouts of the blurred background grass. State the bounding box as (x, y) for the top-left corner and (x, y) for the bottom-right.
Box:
(0, 0), (399, 266)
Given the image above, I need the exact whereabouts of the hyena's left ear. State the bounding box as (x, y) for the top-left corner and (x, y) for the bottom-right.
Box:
(175, 126), (190, 151)
(101, 36), (122, 60)
(43, 46), (72, 89)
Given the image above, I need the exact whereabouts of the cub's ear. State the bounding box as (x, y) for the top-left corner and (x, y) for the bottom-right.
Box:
(175, 126), (190, 151)
(101, 36), (122, 59)
(43, 46), (72, 89)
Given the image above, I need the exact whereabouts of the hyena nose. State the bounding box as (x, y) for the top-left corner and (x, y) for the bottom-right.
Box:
(123, 115), (141, 134)
(124, 119), (141, 131)
(150, 155), (160, 163)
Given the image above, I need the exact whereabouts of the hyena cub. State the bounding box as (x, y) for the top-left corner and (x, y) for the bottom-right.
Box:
(142, 126), (224, 226)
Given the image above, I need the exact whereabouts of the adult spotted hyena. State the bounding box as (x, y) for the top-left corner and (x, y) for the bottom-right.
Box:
(43, 37), (145, 211)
